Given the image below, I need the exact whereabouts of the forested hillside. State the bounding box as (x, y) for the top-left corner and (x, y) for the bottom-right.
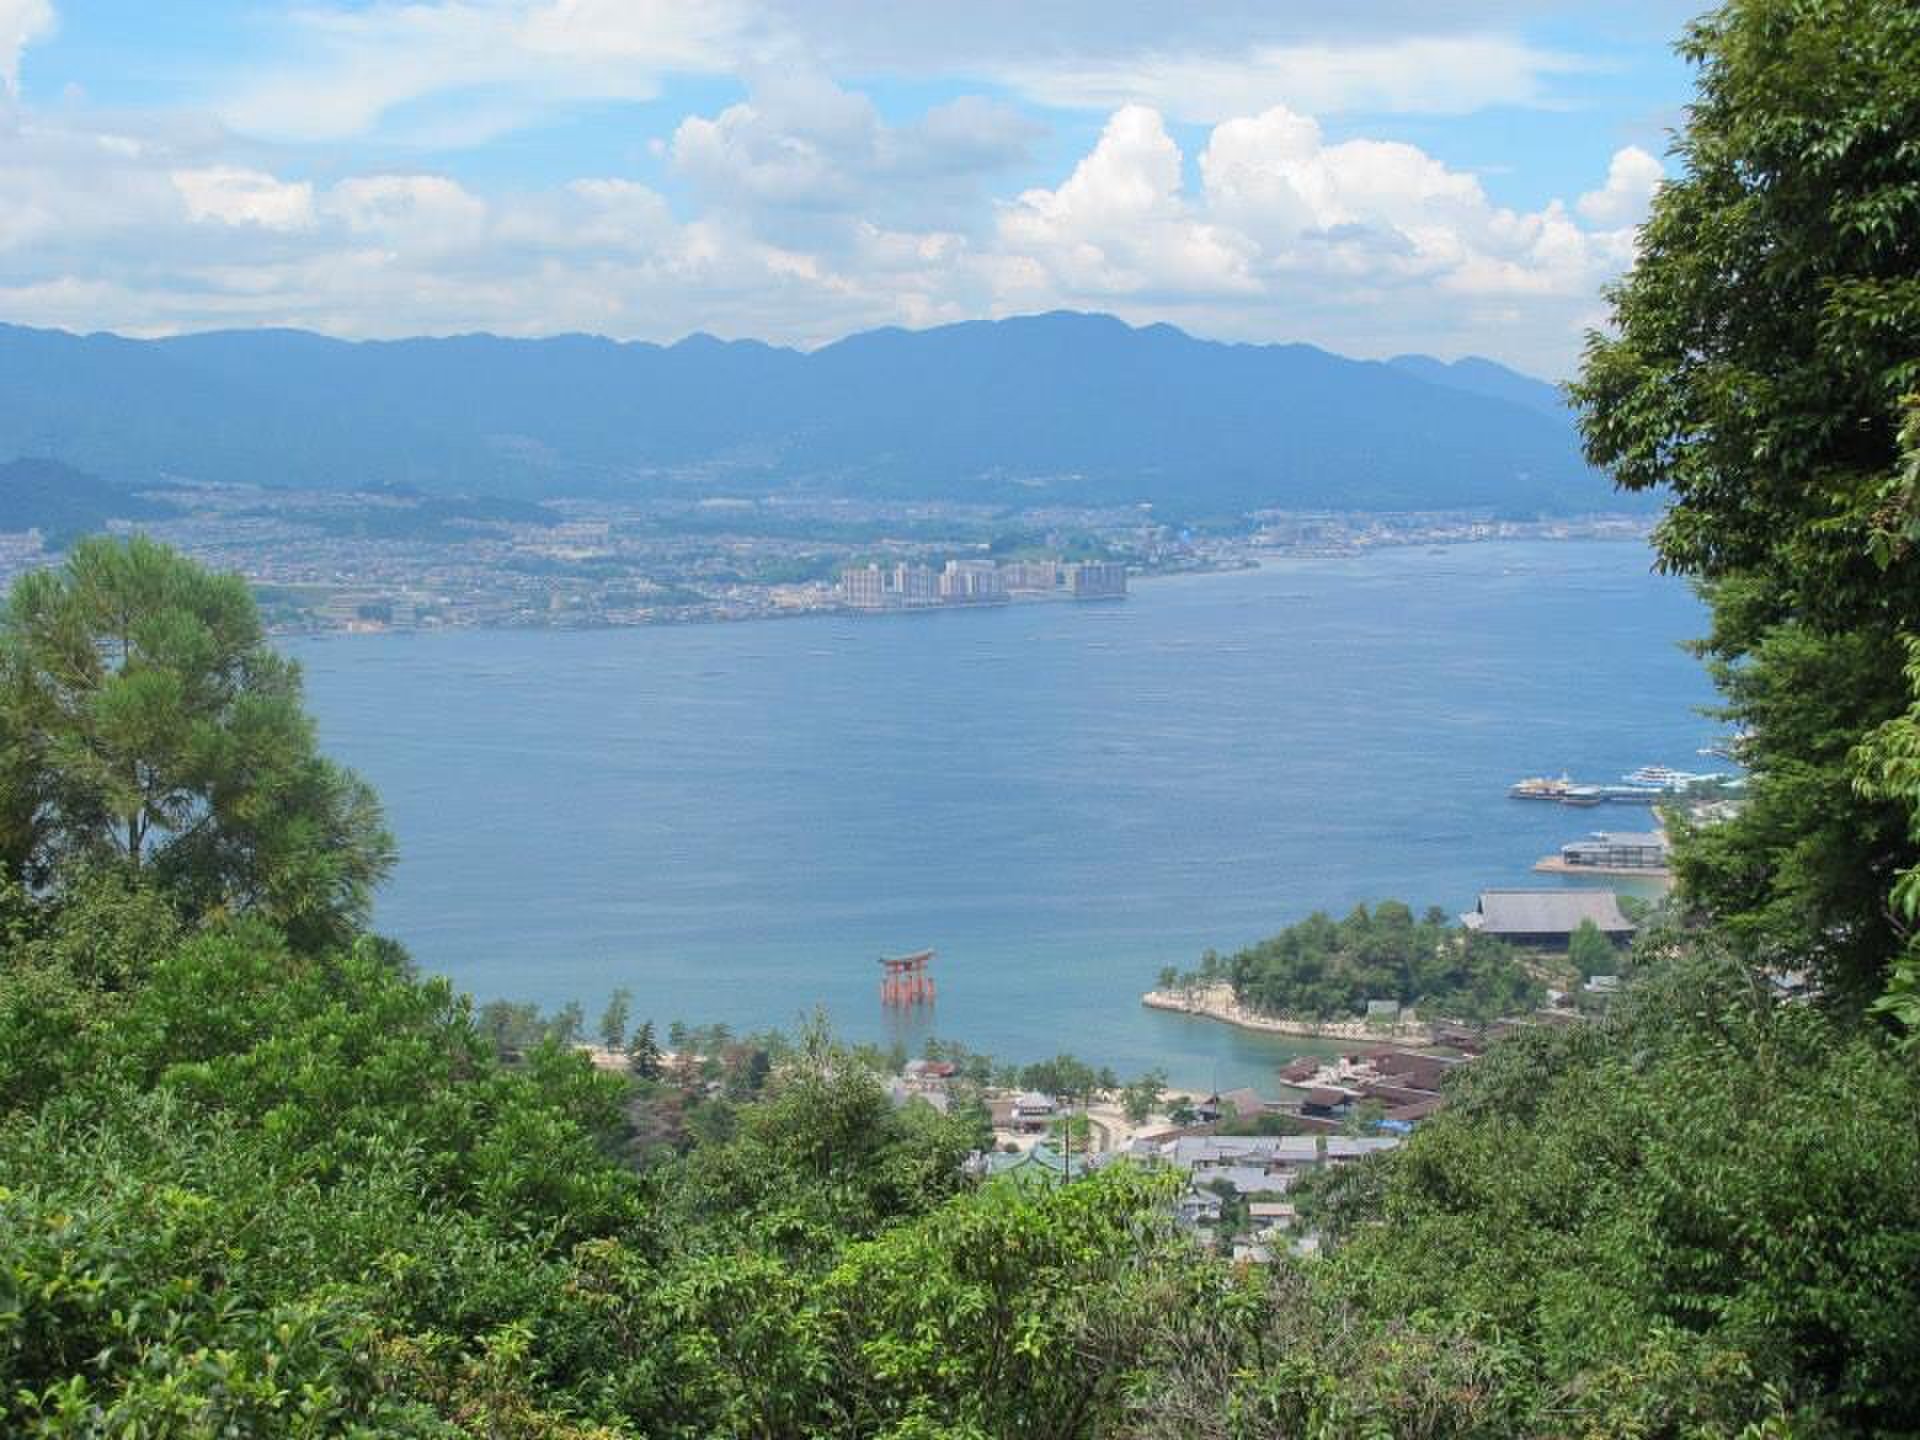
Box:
(6, 1), (1920, 1435)
(0, 313), (1610, 517)
(0, 458), (175, 544)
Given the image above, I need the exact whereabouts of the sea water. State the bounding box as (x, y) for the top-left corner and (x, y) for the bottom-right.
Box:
(291, 538), (1714, 1090)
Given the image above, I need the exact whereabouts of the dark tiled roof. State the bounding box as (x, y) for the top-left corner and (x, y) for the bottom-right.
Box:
(1471, 888), (1632, 935)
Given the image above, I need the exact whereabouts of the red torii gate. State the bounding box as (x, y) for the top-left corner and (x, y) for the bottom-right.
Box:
(878, 949), (936, 1007)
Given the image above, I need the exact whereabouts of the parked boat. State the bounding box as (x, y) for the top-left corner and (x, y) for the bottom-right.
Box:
(1624, 764), (1730, 791)
(1509, 776), (1576, 801)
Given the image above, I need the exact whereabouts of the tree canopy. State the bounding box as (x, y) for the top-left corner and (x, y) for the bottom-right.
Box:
(0, 536), (392, 948)
(1571, 0), (1920, 1001)
(1210, 901), (1545, 1023)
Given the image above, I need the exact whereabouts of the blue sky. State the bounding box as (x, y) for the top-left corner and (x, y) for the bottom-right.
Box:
(0, 2), (1703, 375)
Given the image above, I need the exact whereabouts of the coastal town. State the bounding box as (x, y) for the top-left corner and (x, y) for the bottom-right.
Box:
(571, 879), (1665, 1267)
(0, 480), (1654, 634)
(988, 888), (1646, 1259)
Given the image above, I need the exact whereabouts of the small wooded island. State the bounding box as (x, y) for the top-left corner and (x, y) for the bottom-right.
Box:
(1147, 901), (1571, 1039)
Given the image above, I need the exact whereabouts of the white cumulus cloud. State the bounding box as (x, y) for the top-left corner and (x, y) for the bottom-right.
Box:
(993, 102), (1653, 371)
(0, 0), (54, 95)
(669, 70), (1035, 248)
(329, 174), (489, 253)
(1576, 145), (1664, 226)
(996, 106), (1252, 298)
(173, 166), (316, 231)
(0, 71), (1663, 375)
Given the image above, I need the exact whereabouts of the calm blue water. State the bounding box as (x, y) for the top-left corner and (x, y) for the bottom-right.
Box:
(290, 539), (1715, 1090)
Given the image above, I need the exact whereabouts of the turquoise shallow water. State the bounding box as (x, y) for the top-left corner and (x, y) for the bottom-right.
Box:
(290, 538), (1714, 1091)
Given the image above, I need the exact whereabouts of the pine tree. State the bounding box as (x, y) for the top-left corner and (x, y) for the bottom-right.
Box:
(598, 986), (631, 1052)
(628, 1019), (662, 1079)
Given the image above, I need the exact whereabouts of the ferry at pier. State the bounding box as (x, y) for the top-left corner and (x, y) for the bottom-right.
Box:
(1508, 776), (1603, 805)
(1624, 764), (1729, 791)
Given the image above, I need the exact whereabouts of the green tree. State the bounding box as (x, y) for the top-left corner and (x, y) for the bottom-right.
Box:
(1855, 626), (1920, 1040)
(0, 536), (393, 948)
(1308, 948), (1920, 1433)
(820, 1167), (1185, 1439)
(1570, 0), (1920, 1000)
(1018, 1053), (1099, 1100)
(598, 985), (631, 1051)
(547, 999), (584, 1046)
(1121, 1068), (1167, 1127)
(1568, 917), (1618, 980)
(628, 1018), (663, 1078)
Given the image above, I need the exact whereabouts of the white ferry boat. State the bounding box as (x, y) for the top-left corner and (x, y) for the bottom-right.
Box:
(1624, 764), (1728, 791)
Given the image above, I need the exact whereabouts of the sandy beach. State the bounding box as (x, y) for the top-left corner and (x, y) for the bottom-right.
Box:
(1141, 983), (1435, 1044)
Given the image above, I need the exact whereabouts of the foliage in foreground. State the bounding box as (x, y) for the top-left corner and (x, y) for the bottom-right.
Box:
(0, 535), (394, 950)
(1571, 0), (1920, 1006)
(8, 856), (1920, 1437)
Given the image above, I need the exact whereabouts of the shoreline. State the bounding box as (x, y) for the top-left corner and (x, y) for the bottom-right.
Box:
(1143, 983), (1436, 1045)
(267, 523), (1654, 641)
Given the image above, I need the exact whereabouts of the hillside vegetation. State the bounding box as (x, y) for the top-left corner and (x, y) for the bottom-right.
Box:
(0, 457), (175, 545)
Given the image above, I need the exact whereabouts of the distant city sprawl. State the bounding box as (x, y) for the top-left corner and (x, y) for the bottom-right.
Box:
(0, 482), (1652, 635)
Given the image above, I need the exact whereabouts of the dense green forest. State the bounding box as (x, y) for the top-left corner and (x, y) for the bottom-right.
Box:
(1176, 902), (1548, 1023)
(7, 1), (1920, 1434)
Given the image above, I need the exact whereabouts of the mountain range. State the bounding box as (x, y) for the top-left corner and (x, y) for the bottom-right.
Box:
(0, 311), (1626, 518)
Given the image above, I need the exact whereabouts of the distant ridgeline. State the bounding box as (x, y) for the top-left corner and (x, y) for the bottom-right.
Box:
(0, 457), (564, 549)
(1191, 901), (1547, 1023)
(0, 457), (175, 546)
(0, 312), (1631, 518)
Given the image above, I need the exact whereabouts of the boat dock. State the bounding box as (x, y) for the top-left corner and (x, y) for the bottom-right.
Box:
(1509, 765), (1731, 808)
(1533, 828), (1673, 882)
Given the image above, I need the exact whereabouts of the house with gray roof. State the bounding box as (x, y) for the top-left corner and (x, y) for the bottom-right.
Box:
(1166, 1134), (1319, 1171)
(1201, 1165), (1294, 1196)
(1461, 888), (1634, 948)
(1176, 1187), (1224, 1225)
(1008, 1091), (1057, 1132)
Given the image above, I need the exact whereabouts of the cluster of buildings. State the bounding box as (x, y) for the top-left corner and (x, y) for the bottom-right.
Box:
(1550, 829), (1670, 873)
(839, 557), (1127, 611)
(963, 1119), (1403, 1263)
(1269, 1044), (1468, 1131)
(1158, 1133), (1399, 1260)
(0, 486), (1660, 638)
(1113, 1130), (1399, 1262)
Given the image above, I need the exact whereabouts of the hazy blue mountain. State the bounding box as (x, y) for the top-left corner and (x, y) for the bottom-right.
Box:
(0, 312), (1632, 516)
(1386, 353), (1568, 418)
(0, 457), (176, 543)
